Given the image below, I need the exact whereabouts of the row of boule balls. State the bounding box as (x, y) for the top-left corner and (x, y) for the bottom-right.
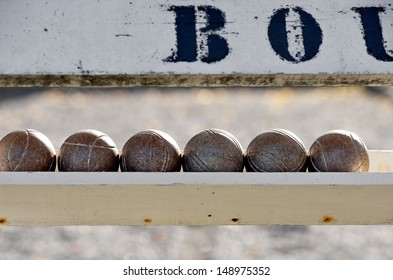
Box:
(0, 128), (369, 172)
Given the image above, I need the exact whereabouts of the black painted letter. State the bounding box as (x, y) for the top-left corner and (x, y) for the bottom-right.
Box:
(198, 6), (229, 63)
(165, 6), (229, 63)
(352, 7), (393, 62)
(165, 6), (197, 62)
(268, 7), (323, 63)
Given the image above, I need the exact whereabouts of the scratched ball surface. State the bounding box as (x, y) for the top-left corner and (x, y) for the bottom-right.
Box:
(183, 128), (244, 172)
(58, 129), (119, 171)
(121, 130), (181, 172)
(309, 130), (369, 172)
(245, 129), (307, 172)
(0, 129), (56, 171)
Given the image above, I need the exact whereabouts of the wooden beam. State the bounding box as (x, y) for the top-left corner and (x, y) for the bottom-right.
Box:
(1, 150), (392, 226)
(1, 1), (393, 86)
(0, 74), (392, 87)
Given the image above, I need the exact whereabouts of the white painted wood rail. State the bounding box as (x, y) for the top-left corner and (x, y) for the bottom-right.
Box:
(0, 150), (392, 226)
(1, 0), (393, 86)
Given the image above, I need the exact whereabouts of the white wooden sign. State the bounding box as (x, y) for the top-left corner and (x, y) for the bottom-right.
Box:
(0, 0), (393, 86)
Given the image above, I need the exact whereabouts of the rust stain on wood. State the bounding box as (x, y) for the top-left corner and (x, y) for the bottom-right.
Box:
(322, 215), (337, 224)
(0, 217), (9, 225)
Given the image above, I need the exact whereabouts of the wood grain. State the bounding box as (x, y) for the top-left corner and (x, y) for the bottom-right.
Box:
(0, 150), (392, 226)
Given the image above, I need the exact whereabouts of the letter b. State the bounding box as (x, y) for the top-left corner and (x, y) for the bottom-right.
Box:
(165, 5), (229, 63)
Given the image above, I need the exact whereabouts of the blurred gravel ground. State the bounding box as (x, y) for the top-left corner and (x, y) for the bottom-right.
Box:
(0, 87), (393, 259)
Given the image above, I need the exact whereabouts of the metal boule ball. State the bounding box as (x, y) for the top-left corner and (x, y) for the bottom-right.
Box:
(58, 129), (119, 171)
(183, 128), (244, 172)
(121, 129), (181, 172)
(245, 129), (307, 172)
(309, 130), (369, 172)
(0, 129), (56, 171)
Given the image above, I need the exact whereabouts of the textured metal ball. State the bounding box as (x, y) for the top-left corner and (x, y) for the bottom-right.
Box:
(121, 130), (181, 172)
(0, 129), (56, 171)
(245, 129), (307, 172)
(183, 128), (244, 172)
(309, 130), (369, 172)
(58, 129), (119, 171)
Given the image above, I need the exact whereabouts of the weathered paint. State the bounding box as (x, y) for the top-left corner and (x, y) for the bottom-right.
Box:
(0, 74), (392, 87)
(1, 173), (393, 226)
(0, 150), (392, 226)
(0, 0), (392, 86)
